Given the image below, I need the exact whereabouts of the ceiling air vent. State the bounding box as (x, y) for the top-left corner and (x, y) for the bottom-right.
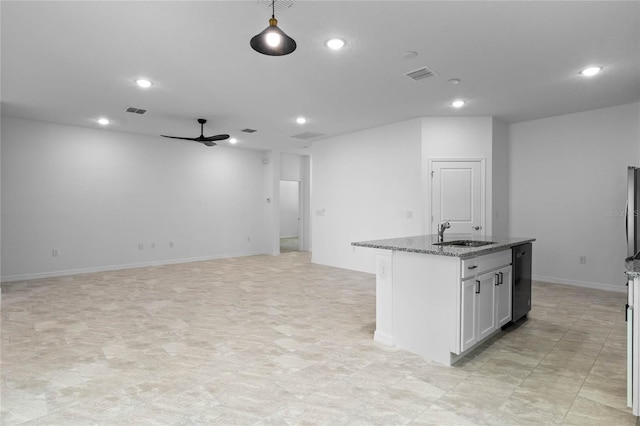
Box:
(405, 66), (439, 81)
(259, 0), (294, 12)
(125, 107), (147, 114)
(290, 131), (325, 140)
(241, 128), (258, 133)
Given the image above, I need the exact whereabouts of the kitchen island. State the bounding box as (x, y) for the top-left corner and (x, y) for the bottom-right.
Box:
(625, 260), (640, 415)
(352, 234), (535, 366)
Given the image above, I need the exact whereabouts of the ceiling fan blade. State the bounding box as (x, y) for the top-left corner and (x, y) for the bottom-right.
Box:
(161, 120), (227, 146)
(161, 135), (199, 141)
(202, 134), (230, 142)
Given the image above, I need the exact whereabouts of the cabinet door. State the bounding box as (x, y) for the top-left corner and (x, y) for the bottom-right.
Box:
(495, 266), (513, 328)
(461, 279), (478, 352)
(476, 272), (497, 341)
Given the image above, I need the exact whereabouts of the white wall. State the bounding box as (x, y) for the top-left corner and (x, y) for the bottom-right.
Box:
(312, 116), (507, 273)
(279, 181), (299, 238)
(312, 118), (424, 273)
(302, 155), (312, 251)
(509, 102), (640, 292)
(1, 117), (267, 280)
(422, 117), (495, 235)
(492, 117), (509, 237)
(281, 153), (302, 181)
(263, 150), (281, 256)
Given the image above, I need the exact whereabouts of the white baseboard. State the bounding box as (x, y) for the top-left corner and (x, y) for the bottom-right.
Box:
(533, 274), (627, 293)
(374, 330), (394, 346)
(1, 251), (265, 283)
(311, 256), (374, 275)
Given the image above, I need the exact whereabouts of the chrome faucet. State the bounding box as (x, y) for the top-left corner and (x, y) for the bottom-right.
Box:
(438, 221), (451, 242)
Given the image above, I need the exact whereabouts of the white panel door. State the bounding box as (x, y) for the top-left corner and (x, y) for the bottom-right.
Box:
(476, 271), (497, 341)
(431, 161), (482, 235)
(461, 278), (478, 352)
(495, 266), (513, 328)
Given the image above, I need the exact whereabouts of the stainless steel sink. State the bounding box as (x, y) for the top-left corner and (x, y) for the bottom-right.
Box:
(433, 240), (496, 247)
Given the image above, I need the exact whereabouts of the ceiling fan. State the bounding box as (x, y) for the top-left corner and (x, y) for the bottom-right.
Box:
(161, 119), (229, 147)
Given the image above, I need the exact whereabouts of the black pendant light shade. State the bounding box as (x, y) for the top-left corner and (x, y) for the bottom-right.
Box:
(250, 2), (296, 56)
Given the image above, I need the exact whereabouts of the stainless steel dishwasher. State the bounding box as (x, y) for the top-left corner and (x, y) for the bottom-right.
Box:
(512, 243), (532, 322)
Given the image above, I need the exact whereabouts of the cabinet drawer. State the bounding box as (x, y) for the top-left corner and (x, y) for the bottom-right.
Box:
(462, 249), (511, 278)
(461, 258), (480, 279)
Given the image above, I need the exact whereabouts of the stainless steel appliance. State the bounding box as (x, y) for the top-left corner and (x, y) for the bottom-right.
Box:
(512, 243), (532, 322)
(629, 167), (640, 259)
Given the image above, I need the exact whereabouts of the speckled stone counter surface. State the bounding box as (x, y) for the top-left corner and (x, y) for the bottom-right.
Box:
(352, 234), (535, 259)
(626, 259), (640, 277)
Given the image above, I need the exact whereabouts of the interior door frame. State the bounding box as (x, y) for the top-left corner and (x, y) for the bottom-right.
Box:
(296, 179), (304, 251)
(426, 157), (486, 236)
(279, 179), (304, 252)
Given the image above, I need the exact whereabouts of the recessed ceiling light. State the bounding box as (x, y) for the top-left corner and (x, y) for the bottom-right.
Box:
(135, 79), (153, 88)
(97, 118), (110, 125)
(447, 78), (461, 85)
(229, 138), (237, 144)
(325, 38), (345, 50)
(580, 66), (602, 77)
(403, 51), (418, 59)
(451, 100), (465, 108)
(296, 116), (307, 124)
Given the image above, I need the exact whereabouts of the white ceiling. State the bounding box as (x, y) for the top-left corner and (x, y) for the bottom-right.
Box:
(2, 1), (638, 154)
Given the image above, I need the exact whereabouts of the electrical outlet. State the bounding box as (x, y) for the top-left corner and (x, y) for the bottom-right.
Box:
(169, 241), (174, 248)
(247, 237), (251, 243)
(579, 256), (587, 264)
(52, 249), (59, 257)
(138, 243), (144, 251)
(151, 243), (156, 249)
(406, 211), (413, 219)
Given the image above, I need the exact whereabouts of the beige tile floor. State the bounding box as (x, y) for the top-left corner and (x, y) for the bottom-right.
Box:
(1, 251), (637, 425)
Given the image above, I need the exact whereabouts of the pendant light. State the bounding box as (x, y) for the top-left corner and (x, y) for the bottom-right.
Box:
(250, 1), (296, 56)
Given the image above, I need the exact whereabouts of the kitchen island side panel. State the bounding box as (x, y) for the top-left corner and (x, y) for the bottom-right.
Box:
(374, 252), (394, 345)
(391, 251), (460, 365)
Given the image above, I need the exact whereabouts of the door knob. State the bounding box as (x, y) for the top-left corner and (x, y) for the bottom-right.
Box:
(472, 226), (482, 231)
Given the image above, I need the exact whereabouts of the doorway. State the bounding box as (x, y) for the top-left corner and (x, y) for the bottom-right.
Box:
(429, 159), (485, 235)
(280, 180), (301, 253)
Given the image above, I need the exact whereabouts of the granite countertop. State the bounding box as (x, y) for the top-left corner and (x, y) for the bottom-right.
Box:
(351, 234), (535, 259)
(626, 259), (640, 277)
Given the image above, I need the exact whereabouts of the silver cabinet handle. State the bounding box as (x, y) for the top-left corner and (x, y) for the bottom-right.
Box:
(468, 265), (478, 270)
(495, 273), (500, 285)
(475, 280), (480, 294)
(499, 272), (504, 285)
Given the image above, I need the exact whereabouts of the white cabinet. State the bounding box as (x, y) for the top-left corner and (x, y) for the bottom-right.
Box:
(372, 245), (521, 366)
(460, 250), (512, 353)
(461, 279), (478, 351)
(477, 271), (497, 341)
(461, 271), (496, 352)
(628, 275), (640, 415)
(495, 266), (513, 328)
